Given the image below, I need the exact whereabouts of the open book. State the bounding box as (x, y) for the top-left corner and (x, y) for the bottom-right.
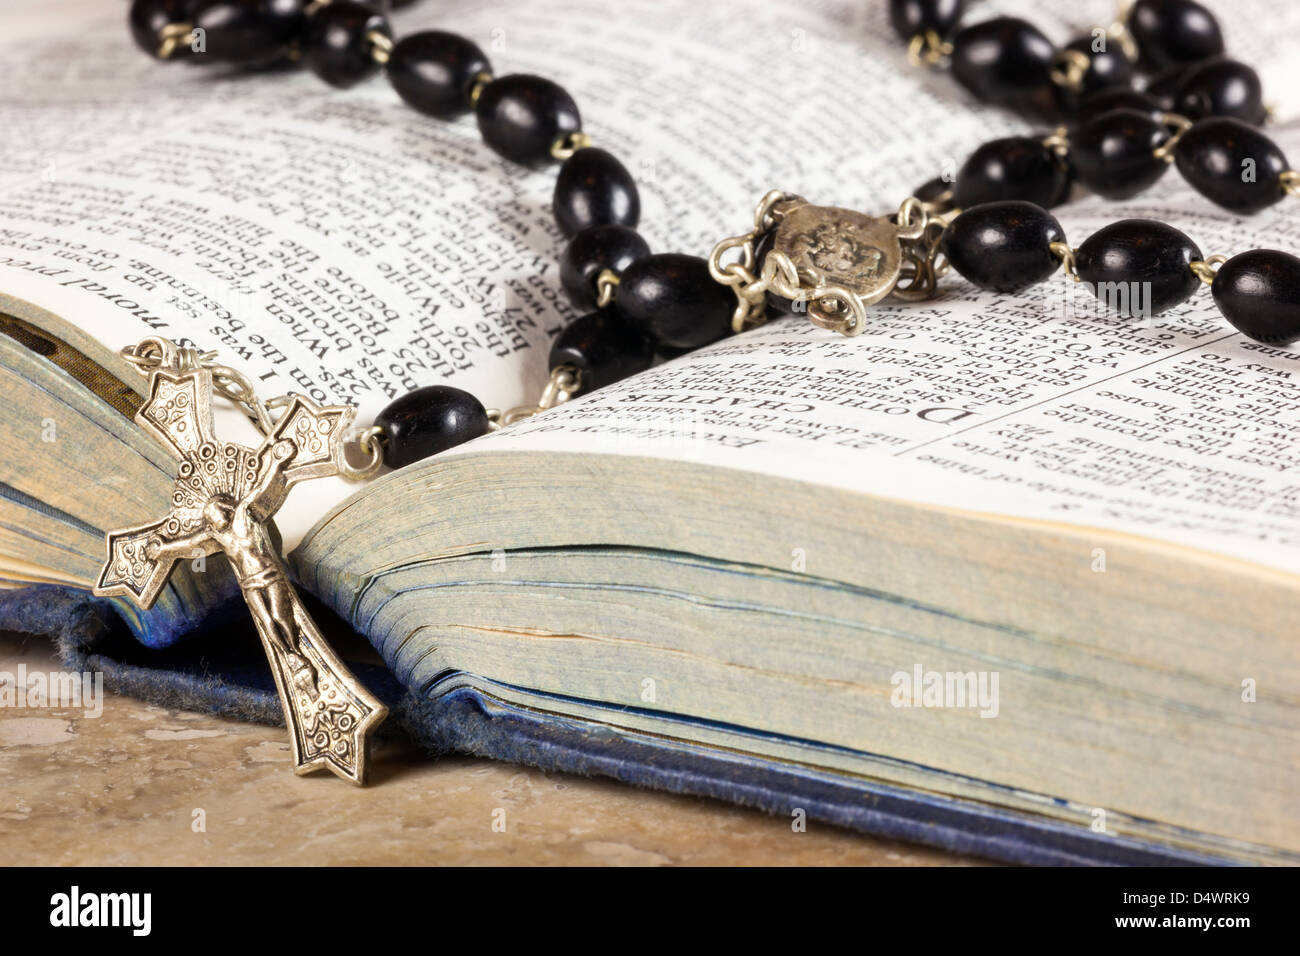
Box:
(2, 0), (1298, 864)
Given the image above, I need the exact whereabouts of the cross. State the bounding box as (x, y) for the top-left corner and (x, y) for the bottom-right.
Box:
(93, 342), (386, 784)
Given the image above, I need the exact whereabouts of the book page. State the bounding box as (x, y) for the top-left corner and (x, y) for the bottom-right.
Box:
(0, 0), (1035, 545)
(482, 114), (1300, 575)
(2, 0), (1295, 551)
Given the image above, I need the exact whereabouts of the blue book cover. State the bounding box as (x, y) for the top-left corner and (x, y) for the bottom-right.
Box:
(0, 585), (1267, 866)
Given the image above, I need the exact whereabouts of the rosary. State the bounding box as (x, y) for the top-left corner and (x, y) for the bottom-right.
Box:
(114, 0), (1300, 782)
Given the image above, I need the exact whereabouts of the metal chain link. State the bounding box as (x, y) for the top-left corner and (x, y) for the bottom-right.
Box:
(707, 190), (804, 334)
(120, 341), (584, 479)
(120, 338), (285, 435)
(119, 337), (386, 481)
(486, 365), (582, 429)
(709, 193), (947, 336)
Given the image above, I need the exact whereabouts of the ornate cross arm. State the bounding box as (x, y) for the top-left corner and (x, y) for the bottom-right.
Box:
(245, 394), (355, 521)
(92, 337), (386, 784)
(95, 513), (220, 610)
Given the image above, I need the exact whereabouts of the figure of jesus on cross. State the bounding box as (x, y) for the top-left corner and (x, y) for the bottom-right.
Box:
(94, 338), (387, 784)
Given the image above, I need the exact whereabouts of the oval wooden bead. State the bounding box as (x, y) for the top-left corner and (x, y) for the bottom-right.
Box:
(1071, 35), (1133, 93)
(475, 74), (581, 166)
(614, 253), (734, 349)
(1211, 250), (1300, 344)
(190, 0), (306, 65)
(1072, 109), (1171, 199)
(913, 175), (955, 207)
(548, 309), (655, 393)
(949, 17), (1055, 104)
(1072, 89), (1162, 127)
(553, 148), (640, 238)
(560, 225), (650, 312)
(386, 31), (490, 117)
(264, 0), (306, 38)
(1143, 63), (1191, 111)
(301, 0), (390, 88)
(887, 0), (965, 41)
(1053, 35), (1134, 114)
(953, 136), (1071, 209)
(1173, 117), (1289, 213)
(375, 385), (489, 469)
(939, 201), (1065, 293)
(1075, 219), (1202, 315)
(1128, 0), (1224, 70)
(129, 0), (198, 59)
(1173, 57), (1266, 125)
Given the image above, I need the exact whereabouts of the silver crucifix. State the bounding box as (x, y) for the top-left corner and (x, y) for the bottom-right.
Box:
(93, 337), (386, 784)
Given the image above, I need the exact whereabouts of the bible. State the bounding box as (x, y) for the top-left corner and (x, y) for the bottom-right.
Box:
(1, 0), (1298, 864)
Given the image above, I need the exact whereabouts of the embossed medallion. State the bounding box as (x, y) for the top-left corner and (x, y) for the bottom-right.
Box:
(772, 203), (903, 307)
(711, 191), (944, 337)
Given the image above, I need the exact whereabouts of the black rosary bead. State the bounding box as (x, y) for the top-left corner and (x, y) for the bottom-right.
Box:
(265, 0), (306, 40)
(129, 0), (197, 58)
(301, 0), (390, 88)
(475, 74), (582, 166)
(1211, 250), (1300, 344)
(560, 224), (650, 311)
(953, 136), (1070, 209)
(654, 344), (693, 361)
(949, 17), (1055, 104)
(375, 385), (490, 469)
(1173, 117), (1289, 213)
(1071, 36), (1134, 93)
(1072, 89), (1162, 127)
(1128, 0), (1224, 71)
(1053, 36), (1134, 114)
(1075, 219), (1202, 315)
(1142, 63), (1191, 111)
(385, 30), (490, 117)
(913, 175), (955, 207)
(553, 148), (641, 238)
(548, 308), (655, 393)
(1072, 109), (1171, 200)
(1172, 57), (1266, 125)
(614, 253), (734, 349)
(189, 0), (306, 65)
(887, 0), (965, 42)
(939, 201), (1065, 293)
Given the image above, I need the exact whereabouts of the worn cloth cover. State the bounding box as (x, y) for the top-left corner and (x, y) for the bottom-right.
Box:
(0, 585), (1235, 866)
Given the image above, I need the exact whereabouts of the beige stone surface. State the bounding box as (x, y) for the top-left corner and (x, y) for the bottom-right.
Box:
(0, 634), (978, 866)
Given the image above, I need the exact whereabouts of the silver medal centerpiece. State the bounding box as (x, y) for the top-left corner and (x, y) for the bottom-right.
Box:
(709, 191), (949, 336)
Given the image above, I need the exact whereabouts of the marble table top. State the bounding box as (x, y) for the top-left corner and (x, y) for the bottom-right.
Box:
(0, 634), (975, 866)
